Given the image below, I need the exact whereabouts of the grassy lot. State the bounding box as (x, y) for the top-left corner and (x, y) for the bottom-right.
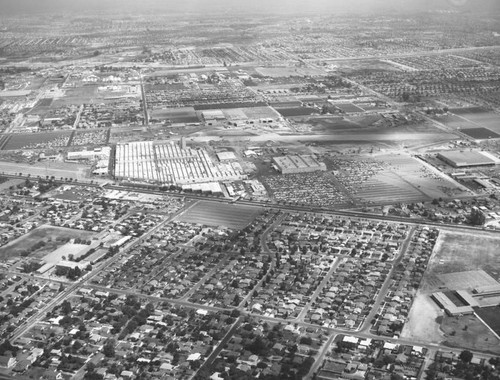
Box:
(0, 225), (96, 260)
(176, 201), (262, 229)
(440, 313), (500, 355)
(476, 306), (500, 336)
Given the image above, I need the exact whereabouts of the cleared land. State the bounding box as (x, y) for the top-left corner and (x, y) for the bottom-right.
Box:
(438, 270), (498, 291)
(400, 292), (444, 344)
(427, 229), (500, 282)
(176, 201), (262, 229)
(0, 161), (91, 181)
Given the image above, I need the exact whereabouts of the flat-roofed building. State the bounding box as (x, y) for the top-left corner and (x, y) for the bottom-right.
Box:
(437, 151), (495, 168)
(431, 292), (474, 316)
(115, 141), (245, 186)
(272, 155), (327, 174)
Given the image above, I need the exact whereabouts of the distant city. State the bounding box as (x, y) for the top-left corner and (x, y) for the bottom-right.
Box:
(0, 2), (499, 380)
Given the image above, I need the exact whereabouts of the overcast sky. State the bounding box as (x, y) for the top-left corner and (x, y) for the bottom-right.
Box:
(0, 0), (497, 15)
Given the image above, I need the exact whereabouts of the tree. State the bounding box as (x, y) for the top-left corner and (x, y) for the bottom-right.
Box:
(61, 300), (72, 315)
(459, 350), (473, 363)
(103, 340), (115, 358)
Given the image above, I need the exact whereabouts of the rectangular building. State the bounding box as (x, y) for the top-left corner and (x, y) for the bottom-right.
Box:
(272, 155), (327, 174)
(437, 151), (495, 168)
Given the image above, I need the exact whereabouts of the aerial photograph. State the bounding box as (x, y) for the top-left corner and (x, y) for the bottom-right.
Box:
(0, 0), (500, 378)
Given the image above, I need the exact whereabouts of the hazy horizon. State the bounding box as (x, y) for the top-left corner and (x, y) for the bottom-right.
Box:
(1, 0), (498, 16)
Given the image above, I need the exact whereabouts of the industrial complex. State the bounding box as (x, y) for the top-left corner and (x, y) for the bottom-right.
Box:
(114, 140), (246, 185)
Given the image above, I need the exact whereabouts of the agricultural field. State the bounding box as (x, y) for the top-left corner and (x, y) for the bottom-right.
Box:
(460, 127), (500, 140)
(0, 225), (96, 260)
(2, 131), (72, 150)
(150, 107), (200, 123)
(335, 103), (365, 113)
(276, 107), (319, 117)
(455, 111), (500, 134)
(176, 200), (262, 229)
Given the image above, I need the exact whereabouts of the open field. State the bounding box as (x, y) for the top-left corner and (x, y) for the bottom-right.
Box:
(176, 200), (262, 229)
(151, 107), (200, 123)
(255, 66), (325, 77)
(0, 225), (96, 260)
(328, 59), (401, 74)
(42, 243), (90, 264)
(476, 307), (500, 337)
(440, 313), (500, 355)
(0, 160), (90, 181)
(401, 292), (444, 344)
(438, 270), (498, 291)
(50, 85), (97, 107)
(427, 229), (500, 282)
(305, 116), (361, 132)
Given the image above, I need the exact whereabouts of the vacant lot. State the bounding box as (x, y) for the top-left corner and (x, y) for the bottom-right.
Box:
(176, 201), (262, 229)
(401, 292), (444, 344)
(51, 85), (97, 107)
(428, 229), (500, 282)
(0, 225), (96, 260)
(307, 116), (360, 132)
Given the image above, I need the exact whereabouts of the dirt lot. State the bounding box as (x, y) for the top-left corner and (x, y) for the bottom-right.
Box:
(401, 292), (444, 344)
